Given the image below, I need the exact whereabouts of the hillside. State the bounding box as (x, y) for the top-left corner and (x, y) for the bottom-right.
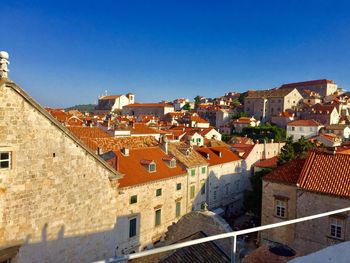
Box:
(65, 104), (96, 113)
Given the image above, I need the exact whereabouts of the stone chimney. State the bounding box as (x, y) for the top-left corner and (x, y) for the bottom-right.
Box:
(0, 51), (9, 79)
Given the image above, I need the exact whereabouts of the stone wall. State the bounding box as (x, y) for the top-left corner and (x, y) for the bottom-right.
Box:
(260, 181), (297, 247)
(163, 211), (232, 257)
(293, 190), (350, 255)
(0, 81), (121, 263)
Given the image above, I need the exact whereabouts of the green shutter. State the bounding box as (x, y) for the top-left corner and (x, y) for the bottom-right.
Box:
(155, 209), (161, 226)
(129, 218), (137, 237)
(176, 202), (181, 217)
(190, 185), (195, 199)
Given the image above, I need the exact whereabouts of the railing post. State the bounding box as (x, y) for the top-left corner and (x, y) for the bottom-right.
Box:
(231, 235), (237, 263)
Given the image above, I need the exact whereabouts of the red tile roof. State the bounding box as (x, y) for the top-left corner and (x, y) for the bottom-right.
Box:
(115, 147), (186, 187)
(99, 95), (122, 100)
(297, 151), (350, 198)
(263, 159), (306, 185)
(124, 103), (173, 108)
(280, 79), (335, 89)
(231, 143), (255, 159)
(67, 126), (111, 139)
(287, 119), (322, 127)
(196, 146), (241, 166)
(254, 156), (279, 168)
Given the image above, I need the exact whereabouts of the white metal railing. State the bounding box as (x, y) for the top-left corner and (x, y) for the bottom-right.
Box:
(93, 207), (350, 263)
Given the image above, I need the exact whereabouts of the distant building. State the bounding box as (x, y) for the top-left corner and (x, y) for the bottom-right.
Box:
(95, 93), (135, 114)
(300, 104), (340, 125)
(122, 103), (174, 119)
(233, 117), (260, 133)
(279, 79), (338, 97)
(271, 111), (295, 128)
(244, 88), (303, 122)
(286, 119), (323, 141)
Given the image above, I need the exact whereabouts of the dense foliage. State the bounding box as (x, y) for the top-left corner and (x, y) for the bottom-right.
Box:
(65, 104), (96, 113)
(238, 123), (286, 142)
(278, 136), (318, 165)
(231, 111), (249, 120)
(243, 168), (272, 224)
(182, 103), (191, 110)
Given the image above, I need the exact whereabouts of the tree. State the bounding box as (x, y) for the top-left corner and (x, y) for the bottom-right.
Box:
(231, 99), (241, 107)
(278, 136), (318, 165)
(194, 95), (201, 105)
(232, 112), (249, 120)
(182, 103), (191, 111)
(243, 168), (272, 224)
(239, 124), (286, 142)
(238, 91), (249, 104)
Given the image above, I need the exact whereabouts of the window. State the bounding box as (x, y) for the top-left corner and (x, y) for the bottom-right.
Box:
(170, 159), (176, 168)
(201, 167), (206, 174)
(190, 169), (195, 176)
(149, 163), (156, 172)
(155, 209), (161, 226)
(330, 217), (344, 239)
(0, 152), (11, 169)
(176, 183), (181, 191)
(130, 195), (137, 204)
(201, 182), (206, 195)
(291, 126), (295, 131)
(310, 127), (314, 132)
(175, 201), (181, 218)
(299, 127), (304, 132)
(190, 185), (195, 199)
(129, 217), (137, 238)
(275, 199), (287, 218)
(156, 188), (162, 197)
(196, 138), (201, 143)
(200, 202), (206, 210)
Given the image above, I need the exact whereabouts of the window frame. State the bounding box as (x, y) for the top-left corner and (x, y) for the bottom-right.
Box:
(155, 209), (161, 226)
(130, 195), (138, 204)
(149, 163), (156, 172)
(274, 198), (287, 219)
(201, 167), (206, 174)
(190, 185), (195, 199)
(0, 151), (11, 169)
(156, 188), (162, 197)
(175, 201), (181, 218)
(190, 169), (195, 176)
(129, 217), (137, 238)
(329, 216), (346, 240)
(176, 183), (181, 191)
(201, 182), (206, 195)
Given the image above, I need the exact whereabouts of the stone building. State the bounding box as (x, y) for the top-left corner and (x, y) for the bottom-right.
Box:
(167, 142), (209, 211)
(244, 88), (303, 123)
(195, 147), (244, 215)
(95, 93), (135, 115)
(286, 119), (323, 141)
(261, 151), (350, 256)
(112, 147), (188, 254)
(122, 103), (174, 119)
(0, 52), (124, 262)
(279, 79), (338, 97)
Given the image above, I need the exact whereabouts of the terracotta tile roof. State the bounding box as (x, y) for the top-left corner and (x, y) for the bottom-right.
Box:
(297, 151), (350, 198)
(46, 108), (71, 122)
(246, 88), (296, 99)
(280, 79), (335, 89)
(196, 146), (241, 166)
(287, 119), (322, 127)
(311, 103), (337, 113)
(263, 159), (306, 185)
(81, 136), (159, 152)
(99, 95), (122, 100)
(67, 126), (111, 139)
(254, 156), (279, 168)
(231, 143), (255, 159)
(168, 142), (208, 167)
(124, 103), (173, 108)
(129, 123), (162, 135)
(325, 124), (349, 130)
(115, 147), (186, 187)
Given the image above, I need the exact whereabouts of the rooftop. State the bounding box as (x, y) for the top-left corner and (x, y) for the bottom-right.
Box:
(196, 146), (241, 166)
(287, 119), (322, 127)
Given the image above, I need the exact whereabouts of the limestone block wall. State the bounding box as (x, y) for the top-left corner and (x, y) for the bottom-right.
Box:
(115, 174), (188, 254)
(0, 81), (121, 263)
(260, 181), (297, 247)
(293, 191), (350, 255)
(163, 211), (233, 257)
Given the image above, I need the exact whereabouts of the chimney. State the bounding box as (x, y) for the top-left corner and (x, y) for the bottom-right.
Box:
(121, 147), (129, 156)
(206, 153), (210, 160)
(0, 51), (10, 79)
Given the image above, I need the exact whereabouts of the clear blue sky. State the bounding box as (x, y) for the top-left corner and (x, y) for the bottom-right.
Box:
(1, 0), (350, 107)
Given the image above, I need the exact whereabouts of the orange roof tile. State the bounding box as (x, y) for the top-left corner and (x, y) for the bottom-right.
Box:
(263, 159), (306, 185)
(115, 147), (186, 187)
(280, 79), (335, 89)
(67, 126), (111, 139)
(287, 119), (322, 127)
(254, 156), (279, 168)
(124, 103), (173, 108)
(297, 151), (350, 198)
(196, 146), (241, 166)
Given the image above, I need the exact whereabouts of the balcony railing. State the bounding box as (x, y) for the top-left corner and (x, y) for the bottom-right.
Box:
(93, 207), (350, 263)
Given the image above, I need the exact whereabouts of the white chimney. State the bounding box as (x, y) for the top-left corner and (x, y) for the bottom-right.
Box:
(121, 147), (129, 156)
(0, 51), (10, 79)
